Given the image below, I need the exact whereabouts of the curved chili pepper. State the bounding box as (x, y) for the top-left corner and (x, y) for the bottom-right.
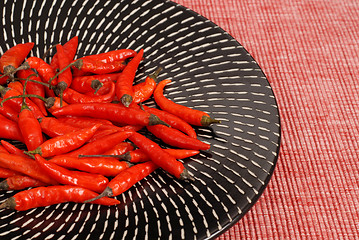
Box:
(0, 175), (46, 190)
(0, 96), (19, 122)
(0, 114), (24, 142)
(62, 81), (115, 104)
(54, 44), (73, 95)
(115, 49), (144, 107)
(142, 105), (197, 138)
(49, 156), (131, 177)
(18, 104), (44, 151)
(0, 140), (28, 158)
(84, 161), (158, 203)
(154, 79), (220, 126)
(51, 102), (168, 126)
(129, 132), (193, 180)
(103, 142), (134, 155)
(0, 153), (58, 185)
(17, 69), (48, 116)
(70, 73), (121, 93)
(27, 124), (102, 157)
(122, 148), (200, 163)
(50, 36), (78, 71)
(132, 67), (161, 105)
(39, 117), (80, 138)
(62, 130), (133, 157)
(75, 59), (127, 75)
(79, 49), (136, 64)
(46, 97), (68, 113)
(0, 167), (17, 178)
(0, 185), (120, 211)
(0, 42), (34, 75)
(34, 154), (109, 193)
(147, 124), (210, 150)
(25, 56), (57, 85)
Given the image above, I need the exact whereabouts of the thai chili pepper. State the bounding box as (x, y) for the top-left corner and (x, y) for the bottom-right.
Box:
(154, 79), (221, 126)
(0, 185), (120, 211)
(84, 81), (113, 96)
(0, 114), (24, 142)
(115, 49), (144, 107)
(75, 58), (127, 75)
(0, 42), (34, 75)
(50, 36), (78, 71)
(122, 148), (200, 163)
(102, 142), (134, 155)
(35, 154), (109, 193)
(142, 105), (197, 138)
(84, 161), (158, 203)
(87, 128), (119, 143)
(132, 67), (161, 105)
(70, 72), (121, 93)
(51, 102), (169, 127)
(79, 48), (136, 64)
(0, 97), (19, 122)
(0, 167), (17, 178)
(0, 153), (58, 185)
(49, 156), (131, 177)
(54, 44), (73, 97)
(0, 140), (29, 158)
(55, 116), (114, 129)
(0, 85), (44, 119)
(61, 130), (134, 157)
(46, 97), (68, 113)
(0, 175), (46, 190)
(26, 124), (102, 157)
(39, 117), (80, 138)
(147, 124), (210, 150)
(24, 56), (58, 86)
(7, 81), (24, 93)
(62, 81), (115, 104)
(17, 69), (48, 116)
(129, 132), (193, 180)
(18, 103), (44, 151)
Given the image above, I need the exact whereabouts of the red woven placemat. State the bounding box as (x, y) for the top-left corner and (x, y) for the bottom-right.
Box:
(173, 0), (359, 239)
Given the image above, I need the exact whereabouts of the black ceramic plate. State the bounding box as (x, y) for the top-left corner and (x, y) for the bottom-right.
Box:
(0, 0), (280, 239)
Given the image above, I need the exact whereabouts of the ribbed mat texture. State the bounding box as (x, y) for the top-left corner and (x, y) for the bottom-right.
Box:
(174, 0), (359, 239)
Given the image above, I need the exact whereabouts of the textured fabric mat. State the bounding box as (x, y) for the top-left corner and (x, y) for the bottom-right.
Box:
(173, 0), (359, 239)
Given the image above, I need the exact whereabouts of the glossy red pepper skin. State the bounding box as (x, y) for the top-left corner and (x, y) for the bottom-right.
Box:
(0, 75), (9, 85)
(103, 142), (134, 155)
(0, 167), (17, 178)
(76, 59), (127, 75)
(0, 185), (120, 211)
(62, 81), (115, 104)
(0, 153), (58, 185)
(154, 79), (220, 126)
(35, 154), (109, 193)
(39, 117), (80, 138)
(0, 175), (46, 190)
(17, 69), (48, 116)
(49, 156), (131, 177)
(79, 49), (136, 64)
(28, 124), (101, 157)
(25, 56), (57, 85)
(132, 67), (161, 105)
(147, 124), (210, 150)
(18, 108), (44, 151)
(51, 36), (78, 71)
(70, 73), (121, 93)
(124, 148), (200, 163)
(46, 97), (68, 113)
(129, 132), (191, 180)
(55, 44), (73, 92)
(0, 42), (34, 74)
(0, 140), (28, 158)
(51, 102), (166, 126)
(0, 97), (19, 122)
(115, 49), (144, 107)
(0, 114), (24, 142)
(0, 144), (8, 153)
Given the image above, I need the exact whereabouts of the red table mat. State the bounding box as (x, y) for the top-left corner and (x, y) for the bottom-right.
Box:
(173, 0), (359, 239)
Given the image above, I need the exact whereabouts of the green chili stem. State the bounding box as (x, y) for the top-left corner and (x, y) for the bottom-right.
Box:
(48, 60), (81, 85)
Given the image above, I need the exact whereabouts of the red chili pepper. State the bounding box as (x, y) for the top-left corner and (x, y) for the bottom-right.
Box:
(0, 97), (19, 122)
(51, 102), (168, 126)
(18, 104), (44, 151)
(123, 148), (200, 163)
(54, 44), (73, 94)
(115, 49), (144, 107)
(79, 49), (136, 64)
(35, 154), (109, 193)
(7, 81), (24, 93)
(103, 142), (134, 155)
(0, 185), (120, 211)
(46, 97), (68, 113)
(39, 117), (80, 138)
(147, 124), (210, 150)
(62, 81), (115, 104)
(25, 57), (57, 85)
(0, 152), (58, 185)
(142, 105), (197, 138)
(75, 59), (127, 75)
(49, 156), (131, 177)
(0, 114), (24, 142)
(0, 74), (9, 85)
(55, 116), (114, 129)
(50, 36), (78, 71)
(0, 175), (46, 190)
(0, 42), (34, 75)
(87, 128), (119, 143)
(84, 161), (158, 202)
(0, 144), (8, 153)
(0, 140), (29, 158)
(70, 73), (121, 93)
(62, 130), (133, 157)
(132, 67), (161, 105)
(0, 167), (17, 178)
(129, 132), (193, 180)
(154, 79), (220, 126)
(17, 69), (48, 116)
(27, 124), (102, 157)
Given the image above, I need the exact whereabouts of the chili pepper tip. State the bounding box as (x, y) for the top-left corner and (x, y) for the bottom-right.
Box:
(83, 186), (113, 203)
(179, 168), (195, 181)
(0, 197), (16, 210)
(200, 115), (221, 127)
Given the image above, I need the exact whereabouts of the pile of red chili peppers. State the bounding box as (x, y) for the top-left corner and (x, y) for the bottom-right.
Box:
(0, 37), (220, 211)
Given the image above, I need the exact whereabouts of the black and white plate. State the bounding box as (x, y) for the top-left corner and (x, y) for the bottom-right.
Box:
(0, 0), (280, 239)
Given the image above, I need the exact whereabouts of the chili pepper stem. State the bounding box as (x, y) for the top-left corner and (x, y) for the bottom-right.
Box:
(0, 94), (48, 107)
(149, 114), (171, 127)
(48, 60), (81, 85)
(91, 80), (103, 94)
(23, 150), (37, 159)
(83, 186), (113, 203)
(201, 115), (221, 127)
(149, 66), (163, 80)
(179, 168), (195, 181)
(0, 180), (9, 191)
(0, 62), (31, 79)
(42, 44), (58, 60)
(121, 94), (133, 108)
(0, 197), (16, 210)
